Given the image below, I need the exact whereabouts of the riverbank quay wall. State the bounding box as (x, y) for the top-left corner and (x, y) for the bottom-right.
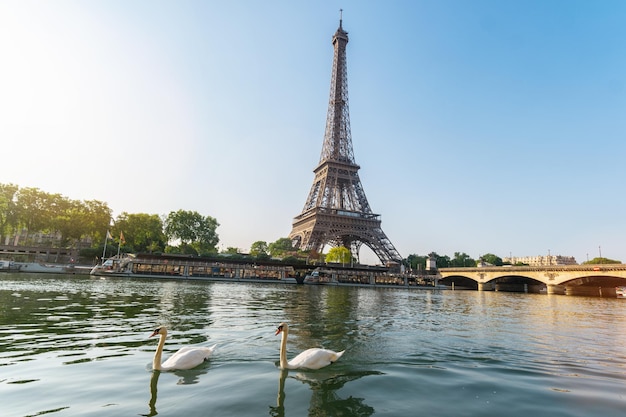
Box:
(438, 264), (626, 294)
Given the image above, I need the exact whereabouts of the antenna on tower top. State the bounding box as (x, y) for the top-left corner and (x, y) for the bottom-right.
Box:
(339, 8), (343, 28)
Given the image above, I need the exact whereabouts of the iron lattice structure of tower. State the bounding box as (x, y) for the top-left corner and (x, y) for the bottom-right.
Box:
(288, 17), (402, 265)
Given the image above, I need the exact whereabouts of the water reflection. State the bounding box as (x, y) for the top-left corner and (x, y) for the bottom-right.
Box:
(140, 366), (211, 416)
(270, 367), (379, 417)
(269, 369), (288, 417)
(141, 370), (161, 417)
(173, 366), (211, 385)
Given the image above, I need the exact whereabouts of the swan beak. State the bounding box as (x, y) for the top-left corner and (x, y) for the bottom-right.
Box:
(149, 330), (159, 338)
(274, 328), (282, 336)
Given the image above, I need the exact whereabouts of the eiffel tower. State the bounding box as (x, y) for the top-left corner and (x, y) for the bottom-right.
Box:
(288, 14), (402, 265)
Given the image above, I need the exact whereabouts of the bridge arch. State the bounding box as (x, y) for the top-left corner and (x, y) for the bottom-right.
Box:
(438, 265), (626, 296)
(438, 275), (478, 290)
(439, 273), (545, 293)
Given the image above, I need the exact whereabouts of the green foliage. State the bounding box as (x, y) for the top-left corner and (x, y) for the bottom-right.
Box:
(16, 187), (53, 233)
(255, 252), (271, 260)
(405, 252), (477, 270)
(0, 183), (113, 248)
(281, 255), (303, 264)
(250, 241), (269, 257)
(49, 195), (79, 246)
(325, 246), (352, 264)
(0, 183), (224, 257)
(0, 183), (19, 240)
(165, 243), (198, 256)
(164, 209), (219, 254)
(405, 254), (427, 271)
(480, 253), (503, 266)
(268, 238), (294, 258)
(79, 247), (102, 261)
(450, 252), (476, 267)
(583, 257), (621, 265)
(82, 200), (113, 243)
(114, 212), (166, 253)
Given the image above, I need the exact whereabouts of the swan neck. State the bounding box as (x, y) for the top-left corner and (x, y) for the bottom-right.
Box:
(153, 333), (166, 371)
(279, 328), (290, 369)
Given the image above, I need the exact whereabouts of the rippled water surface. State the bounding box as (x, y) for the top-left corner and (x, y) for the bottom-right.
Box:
(1, 273), (625, 417)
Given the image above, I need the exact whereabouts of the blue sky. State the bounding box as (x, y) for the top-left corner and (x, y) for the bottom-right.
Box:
(1, 1), (624, 264)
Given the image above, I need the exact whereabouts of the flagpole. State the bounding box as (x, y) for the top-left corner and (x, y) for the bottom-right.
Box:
(102, 230), (109, 263)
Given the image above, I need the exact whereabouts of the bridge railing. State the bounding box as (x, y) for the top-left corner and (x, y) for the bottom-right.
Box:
(439, 264), (626, 273)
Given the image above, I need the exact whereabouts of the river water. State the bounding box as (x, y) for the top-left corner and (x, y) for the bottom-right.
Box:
(1, 273), (624, 417)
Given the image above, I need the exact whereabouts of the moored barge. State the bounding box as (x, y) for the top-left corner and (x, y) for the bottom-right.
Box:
(91, 253), (298, 284)
(303, 265), (445, 289)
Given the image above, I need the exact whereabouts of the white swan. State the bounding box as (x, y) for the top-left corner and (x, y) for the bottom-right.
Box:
(275, 322), (344, 370)
(150, 326), (216, 371)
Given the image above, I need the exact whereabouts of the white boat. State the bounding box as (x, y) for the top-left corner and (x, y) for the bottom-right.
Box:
(616, 286), (626, 299)
(16, 262), (87, 274)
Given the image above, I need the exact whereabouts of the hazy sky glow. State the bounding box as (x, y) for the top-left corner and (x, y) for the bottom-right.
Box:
(1, 1), (625, 264)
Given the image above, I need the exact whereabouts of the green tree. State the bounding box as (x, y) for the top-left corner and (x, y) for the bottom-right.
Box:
(0, 183), (19, 243)
(325, 246), (352, 264)
(83, 200), (113, 244)
(48, 197), (112, 249)
(2, 183), (112, 251)
(114, 212), (166, 253)
(49, 195), (82, 247)
(164, 210), (219, 254)
(480, 253), (503, 266)
(583, 257), (621, 265)
(268, 237), (294, 258)
(405, 254), (427, 272)
(16, 187), (52, 234)
(450, 252), (476, 267)
(250, 241), (269, 257)
(165, 242), (198, 255)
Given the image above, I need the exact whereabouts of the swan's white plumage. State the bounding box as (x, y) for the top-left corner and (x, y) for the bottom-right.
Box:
(286, 347), (345, 370)
(150, 327), (216, 371)
(275, 322), (344, 370)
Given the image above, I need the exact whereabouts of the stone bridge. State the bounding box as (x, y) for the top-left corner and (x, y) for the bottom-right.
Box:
(437, 264), (626, 295)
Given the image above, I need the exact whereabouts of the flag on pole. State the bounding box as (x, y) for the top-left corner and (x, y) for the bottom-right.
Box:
(106, 230), (113, 240)
(120, 231), (126, 245)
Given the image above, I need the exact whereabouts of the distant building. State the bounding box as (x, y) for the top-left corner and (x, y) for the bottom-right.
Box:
(503, 255), (577, 266)
(6, 228), (92, 248)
